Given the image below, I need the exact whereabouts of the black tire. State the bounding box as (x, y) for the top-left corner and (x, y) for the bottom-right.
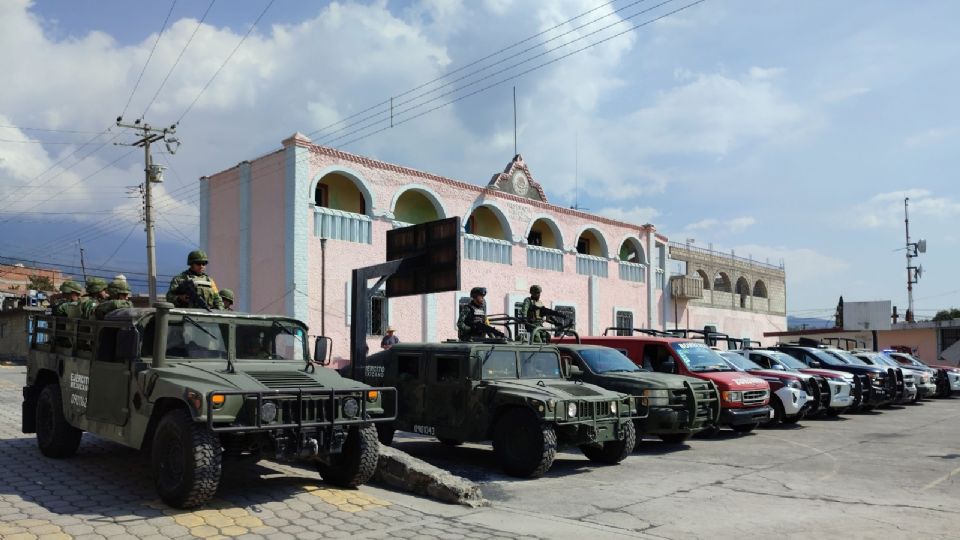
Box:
(375, 422), (395, 446)
(151, 409), (222, 509)
(658, 433), (690, 445)
(36, 384), (82, 458)
(317, 424), (380, 488)
(772, 398), (786, 424)
(696, 425), (720, 438)
(492, 409), (556, 478)
(732, 423), (758, 434)
(438, 437), (463, 446)
(782, 412), (803, 425)
(581, 421), (636, 465)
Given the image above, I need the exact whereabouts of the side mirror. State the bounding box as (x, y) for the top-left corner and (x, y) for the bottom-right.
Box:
(117, 327), (140, 362)
(314, 336), (331, 366)
(808, 360), (821, 368)
(568, 365), (583, 378)
(661, 358), (676, 374)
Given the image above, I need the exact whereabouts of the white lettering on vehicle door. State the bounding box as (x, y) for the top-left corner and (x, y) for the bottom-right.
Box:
(68, 373), (89, 409)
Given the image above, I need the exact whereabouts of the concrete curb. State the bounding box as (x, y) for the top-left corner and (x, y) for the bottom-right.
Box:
(373, 443), (488, 507)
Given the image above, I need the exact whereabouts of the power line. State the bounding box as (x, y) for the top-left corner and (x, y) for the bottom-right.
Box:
(141, 0), (216, 119)
(121, 0), (178, 118)
(0, 124), (106, 134)
(177, 0), (275, 124)
(93, 223), (140, 272)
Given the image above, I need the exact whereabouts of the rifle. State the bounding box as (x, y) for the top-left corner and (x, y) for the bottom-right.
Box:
(174, 278), (212, 311)
(470, 321), (506, 339)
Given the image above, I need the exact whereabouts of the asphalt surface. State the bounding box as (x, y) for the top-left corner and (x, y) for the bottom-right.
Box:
(3, 363), (959, 539)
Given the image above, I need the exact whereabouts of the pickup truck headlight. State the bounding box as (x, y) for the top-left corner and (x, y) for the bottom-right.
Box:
(721, 391), (742, 403)
(641, 389), (670, 406)
(866, 372), (878, 380)
(787, 380), (802, 390)
(567, 402), (578, 418)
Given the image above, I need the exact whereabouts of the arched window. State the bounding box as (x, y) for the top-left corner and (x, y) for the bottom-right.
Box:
(735, 277), (750, 308)
(393, 188), (444, 224)
(753, 280), (768, 298)
(618, 237), (646, 264)
(713, 272), (732, 292)
(696, 269), (711, 289)
(576, 228), (608, 257)
(464, 204), (510, 240)
(527, 217), (563, 249)
(314, 172), (368, 215)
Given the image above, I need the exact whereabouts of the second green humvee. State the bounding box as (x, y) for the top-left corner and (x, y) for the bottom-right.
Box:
(352, 341), (639, 478)
(22, 303), (394, 508)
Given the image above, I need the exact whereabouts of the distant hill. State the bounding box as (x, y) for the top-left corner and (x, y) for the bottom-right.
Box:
(787, 316), (835, 331)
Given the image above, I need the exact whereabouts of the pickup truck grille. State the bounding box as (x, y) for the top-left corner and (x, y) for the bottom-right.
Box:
(742, 389), (768, 406)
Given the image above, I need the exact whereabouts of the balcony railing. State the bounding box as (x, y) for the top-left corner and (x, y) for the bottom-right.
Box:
(314, 207), (372, 244)
(526, 245), (563, 272)
(655, 268), (665, 289)
(576, 254), (608, 278)
(670, 275), (703, 299)
(464, 234), (512, 265)
(618, 261), (646, 283)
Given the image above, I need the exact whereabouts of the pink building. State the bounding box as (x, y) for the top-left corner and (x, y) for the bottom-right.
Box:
(202, 133), (786, 366)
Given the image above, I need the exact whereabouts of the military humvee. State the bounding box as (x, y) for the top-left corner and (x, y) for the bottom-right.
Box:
(354, 341), (638, 478)
(22, 303), (394, 509)
(554, 344), (720, 445)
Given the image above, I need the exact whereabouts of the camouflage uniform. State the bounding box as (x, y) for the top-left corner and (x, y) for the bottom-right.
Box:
(219, 288), (235, 311)
(78, 277), (108, 319)
(521, 285), (548, 343)
(94, 280), (133, 320)
(51, 281), (83, 317)
(457, 287), (503, 340)
(165, 250), (225, 309)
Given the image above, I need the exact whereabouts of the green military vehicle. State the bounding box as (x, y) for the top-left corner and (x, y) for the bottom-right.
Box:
(22, 302), (394, 509)
(353, 341), (638, 478)
(554, 344), (720, 446)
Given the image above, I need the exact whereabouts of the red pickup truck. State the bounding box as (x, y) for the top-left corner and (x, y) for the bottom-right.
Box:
(565, 332), (772, 434)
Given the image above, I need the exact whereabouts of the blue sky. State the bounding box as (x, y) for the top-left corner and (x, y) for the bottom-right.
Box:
(0, 0), (957, 320)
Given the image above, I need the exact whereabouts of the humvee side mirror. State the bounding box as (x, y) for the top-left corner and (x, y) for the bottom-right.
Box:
(314, 336), (331, 366)
(117, 327), (140, 362)
(568, 365), (583, 378)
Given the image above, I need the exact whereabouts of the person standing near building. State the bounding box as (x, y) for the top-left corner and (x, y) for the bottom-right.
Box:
(381, 326), (399, 349)
(220, 289), (235, 311)
(457, 287), (504, 340)
(166, 250), (225, 309)
(77, 277), (108, 319)
(52, 281), (83, 317)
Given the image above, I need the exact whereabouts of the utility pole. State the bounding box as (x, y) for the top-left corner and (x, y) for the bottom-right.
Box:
(116, 117), (179, 302)
(77, 240), (87, 281)
(903, 197), (927, 323)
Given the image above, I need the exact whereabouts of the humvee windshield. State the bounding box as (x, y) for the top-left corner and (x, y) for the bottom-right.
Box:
(578, 348), (643, 374)
(481, 350), (562, 379)
(160, 317), (307, 361)
(166, 318), (228, 359)
(236, 322), (307, 360)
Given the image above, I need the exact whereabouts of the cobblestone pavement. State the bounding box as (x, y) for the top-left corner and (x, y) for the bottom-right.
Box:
(0, 372), (543, 540)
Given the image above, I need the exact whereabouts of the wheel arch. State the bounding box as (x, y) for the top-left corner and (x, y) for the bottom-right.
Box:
(139, 397), (191, 451)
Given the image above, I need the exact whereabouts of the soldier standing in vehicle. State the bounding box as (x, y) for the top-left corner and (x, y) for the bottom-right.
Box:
(77, 277), (108, 319)
(94, 279), (134, 319)
(51, 281), (83, 317)
(219, 289), (235, 311)
(521, 284), (549, 343)
(166, 250), (225, 309)
(457, 287), (504, 340)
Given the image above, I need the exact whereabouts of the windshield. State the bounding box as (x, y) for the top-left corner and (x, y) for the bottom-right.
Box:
(767, 351), (808, 370)
(577, 348), (642, 374)
(888, 353), (925, 367)
(519, 351), (562, 379)
(720, 352), (763, 371)
(807, 348), (845, 366)
(672, 342), (734, 372)
(236, 322), (307, 361)
(166, 318), (228, 359)
(828, 349), (869, 366)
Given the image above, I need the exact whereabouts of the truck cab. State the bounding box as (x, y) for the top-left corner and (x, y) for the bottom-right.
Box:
(717, 351), (810, 424)
(741, 349), (854, 415)
(574, 334), (772, 434)
(771, 345), (893, 411)
(883, 351), (960, 398)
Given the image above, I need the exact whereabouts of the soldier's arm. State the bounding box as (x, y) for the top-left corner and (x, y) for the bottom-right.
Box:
(456, 306), (471, 331)
(165, 275), (182, 303)
(212, 292), (225, 310)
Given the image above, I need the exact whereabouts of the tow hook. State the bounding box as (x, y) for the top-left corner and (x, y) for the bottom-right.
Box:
(299, 437), (319, 458)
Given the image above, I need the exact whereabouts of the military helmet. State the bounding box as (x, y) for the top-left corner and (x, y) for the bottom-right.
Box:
(107, 279), (131, 295)
(470, 286), (487, 297)
(59, 280), (83, 295)
(219, 288), (235, 303)
(85, 277), (107, 294)
(187, 250), (208, 264)
(530, 284), (542, 294)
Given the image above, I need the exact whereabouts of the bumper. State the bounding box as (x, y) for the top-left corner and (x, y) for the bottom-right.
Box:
(896, 385), (917, 404)
(775, 387), (809, 416)
(949, 372), (960, 391)
(636, 406), (696, 435)
(916, 383), (937, 398)
(561, 418), (634, 445)
(828, 380), (855, 409)
(720, 405), (773, 426)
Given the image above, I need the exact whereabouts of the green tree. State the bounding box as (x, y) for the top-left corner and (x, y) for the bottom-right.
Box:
(932, 308), (960, 322)
(28, 275), (55, 292)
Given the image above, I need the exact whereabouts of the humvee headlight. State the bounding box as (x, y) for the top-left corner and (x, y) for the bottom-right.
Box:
(610, 401), (618, 414)
(547, 399), (557, 412)
(567, 402), (578, 418)
(210, 393), (226, 409)
(366, 390), (379, 402)
(260, 401), (278, 424)
(342, 398), (360, 419)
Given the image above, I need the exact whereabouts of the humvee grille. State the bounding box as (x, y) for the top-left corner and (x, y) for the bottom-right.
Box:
(245, 371), (323, 389)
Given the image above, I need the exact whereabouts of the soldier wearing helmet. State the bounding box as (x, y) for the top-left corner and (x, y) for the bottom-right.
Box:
(94, 279), (134, 320)
(77, 277), (109, 319)
(51, 280), (83, 317)
(219, 288), (235, 311)
(521, 284), (555, 343)
(457, 287), (504, 340)
(165, 250), (225, 309)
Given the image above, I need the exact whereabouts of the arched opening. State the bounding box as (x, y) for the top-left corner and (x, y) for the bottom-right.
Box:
(576, 228), (608, 257)
(464, 205), (510, 240)
(735, 277), (750, 308)
(753, 280), (768, 298)
(393, 188), (443, 224)
(527, 217), (562, 249)
(314, 172), (367, 215)
(618, 237), (646, 264)
(696, 269), (711, 289)
(713, 272), (732, 292)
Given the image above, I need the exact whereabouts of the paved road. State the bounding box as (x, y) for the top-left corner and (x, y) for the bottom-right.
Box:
(3, 363), (959, 539)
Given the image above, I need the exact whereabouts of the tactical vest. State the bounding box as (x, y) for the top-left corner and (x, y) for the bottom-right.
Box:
(188, 274), (220, 305)
(60, 302), (82, 318)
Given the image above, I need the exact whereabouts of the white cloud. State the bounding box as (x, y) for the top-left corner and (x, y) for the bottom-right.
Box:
(682, 215), (756, 235)
(732, 243), (849, 285)
(595, 205), (660, 226)
(852, 189), (960, 229)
